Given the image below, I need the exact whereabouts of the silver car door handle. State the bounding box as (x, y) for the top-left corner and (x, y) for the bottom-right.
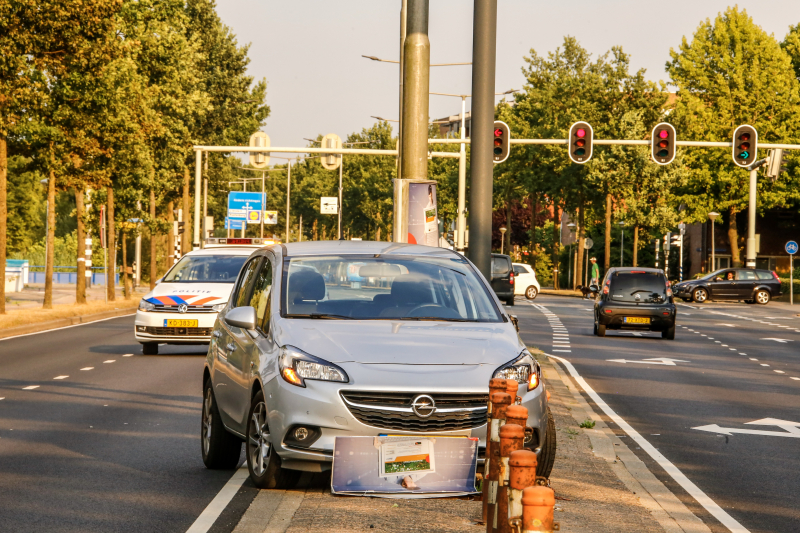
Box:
(226, 343), (236, 353)
(213, 330), (222, 338)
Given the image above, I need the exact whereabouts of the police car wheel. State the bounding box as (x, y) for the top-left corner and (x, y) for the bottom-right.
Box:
(142, 343), (158, 355)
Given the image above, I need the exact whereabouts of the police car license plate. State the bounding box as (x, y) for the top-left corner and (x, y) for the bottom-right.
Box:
(165, 319), (198, 327)
(623, 317), (650, 324)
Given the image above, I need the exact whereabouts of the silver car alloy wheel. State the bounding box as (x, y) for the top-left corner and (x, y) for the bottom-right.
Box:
(694, 288), (707, 303)
(756, 291), (769, 304)
(202, 389), (213, 456)
(249, 402), (270, 477)
(525, 286), (538, 299)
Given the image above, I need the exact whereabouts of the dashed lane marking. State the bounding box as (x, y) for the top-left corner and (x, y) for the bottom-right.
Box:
(53, 376), (68, 380)
(123, 354), (134, 357)
(80, 367), (94, 371)
(103, 360), (116, 364)
(22, 386), (39, 390)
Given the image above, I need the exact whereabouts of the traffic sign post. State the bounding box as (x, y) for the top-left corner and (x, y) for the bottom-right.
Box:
(583, 237), (593, 286)
(787, 240), (798, 305)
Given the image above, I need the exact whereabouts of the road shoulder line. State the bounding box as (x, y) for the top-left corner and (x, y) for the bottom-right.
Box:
(0, 308), (136, 341)
(546, 353), (748, 533)
(186, 467), (249, 533)
(541, 353), (710, 533)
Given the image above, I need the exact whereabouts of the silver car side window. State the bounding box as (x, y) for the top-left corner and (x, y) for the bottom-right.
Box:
(249, 258), (274, 332)
(233, 258), (261, 308)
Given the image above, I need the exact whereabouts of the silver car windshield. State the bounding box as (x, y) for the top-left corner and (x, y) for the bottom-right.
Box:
(281, 255), (502, 322)
(163, 255), (248, 283)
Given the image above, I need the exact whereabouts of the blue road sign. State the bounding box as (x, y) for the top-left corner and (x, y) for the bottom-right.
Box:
(227, 192), (265, 220)
(786, 241), (798, 255)
(225, 217), (245, 230)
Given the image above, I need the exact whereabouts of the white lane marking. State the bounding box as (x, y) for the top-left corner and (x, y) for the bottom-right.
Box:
(22, 386), (40, 390)
(792, 377), (800, 381)
(606, 358), (689, 366)
(775, 370), (786, 374)
(0, 398), (5, 400)
(761, 338), (792, 343)
(552, 334), (569, 337)
(0, 313), (136, 342)
(739, 353), (747, 355)
(123, 354), (134, 357)
(185, 467), (249, 533)
(760, 364), (770, 367)
(103, 360), (116, 364)
(53, 376), (69, 380)
(749, 358), (758, 361)
(80, 367), (94, 371)
(721, 344), (728, 347)
(729, 348), (736, 351)
(717, 324), (736, 327)
(552, 349), (572, 352)
(548, 354), (750, 533)
(694, 419), (800, 439)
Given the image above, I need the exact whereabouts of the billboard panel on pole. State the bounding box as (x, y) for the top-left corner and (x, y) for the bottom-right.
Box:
(407, 182), (438, 246)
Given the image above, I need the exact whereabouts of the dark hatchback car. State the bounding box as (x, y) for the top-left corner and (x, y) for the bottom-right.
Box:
(672, 268), (782, 305)
(491, 253), (515, 306)
(593, 267), (676, 339)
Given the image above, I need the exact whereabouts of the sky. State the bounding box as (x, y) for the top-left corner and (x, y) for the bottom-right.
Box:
(215, 0), (800, 153)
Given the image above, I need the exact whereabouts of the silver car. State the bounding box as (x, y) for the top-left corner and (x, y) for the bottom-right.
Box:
(201, 241), (555, 488)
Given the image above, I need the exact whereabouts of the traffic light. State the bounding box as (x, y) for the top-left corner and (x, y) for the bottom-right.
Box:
(732, 125), (757, 168)
(663, 232), (671, 251)
(568, 121), (593, 164)
(249, 131), (270, 169)
(671, 233), (681, 247)
(766, 148), (786, 181)
(651, 123), (676, 165)
(493, 121), (511, 163)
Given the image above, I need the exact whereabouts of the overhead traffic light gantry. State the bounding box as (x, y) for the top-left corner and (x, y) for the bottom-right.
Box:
(568, 121), (593, 164)
(651, 123), (676, 165)
(732, 125), (757, 168)
(493, 121), (510, 164)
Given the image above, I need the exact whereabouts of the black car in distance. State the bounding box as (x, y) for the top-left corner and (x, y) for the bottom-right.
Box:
(593, 267), (676, 339)
(491, 253), (515, 306)
(672, 268), (782, 305)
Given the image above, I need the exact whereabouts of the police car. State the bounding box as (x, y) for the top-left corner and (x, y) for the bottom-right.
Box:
(135, 238), (278, 355)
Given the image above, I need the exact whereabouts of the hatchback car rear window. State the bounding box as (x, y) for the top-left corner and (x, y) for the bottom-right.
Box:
(492, 257), (510, 275)
(609, 272), (668, 303)
(756, 270), (775, 280)
(282, 255), (502, 322)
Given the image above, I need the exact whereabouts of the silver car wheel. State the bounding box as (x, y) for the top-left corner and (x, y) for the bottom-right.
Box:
(756, 291), (770, 304)
(525, 286), (538, 300)
(248, 402), (270, 477)
(693, 288), (707, 303)
(202, 389), (213, 456)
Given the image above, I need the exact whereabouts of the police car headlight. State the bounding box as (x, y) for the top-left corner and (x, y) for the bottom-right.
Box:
(212, 303), (226, 312)
(279, 345), (349, 387)
(138, 299), (155, 312)
(493, 350), (540, 391)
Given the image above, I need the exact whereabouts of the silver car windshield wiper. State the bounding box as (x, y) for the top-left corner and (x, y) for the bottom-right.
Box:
(285, 313), (354, 320)
(397, 316), (474, 322)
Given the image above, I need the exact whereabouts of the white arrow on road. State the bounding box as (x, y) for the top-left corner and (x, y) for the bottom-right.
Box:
(606, 357), (689, 366)
(693, 418), (800, 438)
(716, 323), (736, 327)
(760, 338), (793, 343)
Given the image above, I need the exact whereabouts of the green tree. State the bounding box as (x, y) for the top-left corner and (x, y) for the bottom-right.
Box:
(667, 7), (800, 266)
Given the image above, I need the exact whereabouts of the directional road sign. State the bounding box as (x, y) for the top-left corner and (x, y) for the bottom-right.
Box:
(760, 338), (793, 343)
(320, 197), (338, 214)
(225, 218), (245, 230)
(786, 240), (798, 255)
(693, 418), (800, 439)
(606, 357), (689, 366)
(228, 192), (265, 220)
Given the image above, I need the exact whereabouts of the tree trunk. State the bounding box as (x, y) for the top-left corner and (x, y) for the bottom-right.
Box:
(182, 168), (191, 255)
(167, 200), (175, 268)
(107, 186), (116, 302)
(552, 207), (560, 290)
(604, 193), (612, 271)
(0, 134), (6, 314)
(575, 202), (585, 290)
(313, 219), (318, 241)
(122, 231), (130, 299)
(633, 226), (639, 267)
(728, 207), (741, 267)
(76, 188), (86, 304)
(43, 165), (56, 309)
(530, 196), (537, 267)
(150, 190), (157, 289)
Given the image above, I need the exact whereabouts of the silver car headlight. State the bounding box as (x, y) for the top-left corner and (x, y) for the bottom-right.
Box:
(279, 345), (349, 387)
(212, 303), (226, 312)
(138, 299), (155, 312)
(493, 350), (540, 391)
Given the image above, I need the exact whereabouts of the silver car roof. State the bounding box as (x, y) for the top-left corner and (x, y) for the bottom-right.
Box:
(282, 241), (458, 258)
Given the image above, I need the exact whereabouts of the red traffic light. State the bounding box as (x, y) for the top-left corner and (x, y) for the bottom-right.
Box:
(575, 139), (585, 147)
(494, 128), (504, 137)
(658, 140), (668, 148)
(576, 129), (586, 138)
(739, 133), (751, 141)
(659, 130), (669, 139)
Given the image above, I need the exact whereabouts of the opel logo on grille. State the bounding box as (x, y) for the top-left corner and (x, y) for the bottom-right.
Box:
(411, 395), (436, 418)
(178, 304), (189, 314)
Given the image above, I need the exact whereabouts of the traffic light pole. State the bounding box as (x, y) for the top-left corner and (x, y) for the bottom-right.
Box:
(468, 0), (498, 279)
(745, 159), (768, 268)
(456, 95), (467, 252)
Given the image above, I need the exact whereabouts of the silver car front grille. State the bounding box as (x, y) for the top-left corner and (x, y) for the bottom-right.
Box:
(340, 391), (488, 432)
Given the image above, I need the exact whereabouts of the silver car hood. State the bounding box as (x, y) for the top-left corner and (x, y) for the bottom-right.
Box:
(273, 319), (523, 365)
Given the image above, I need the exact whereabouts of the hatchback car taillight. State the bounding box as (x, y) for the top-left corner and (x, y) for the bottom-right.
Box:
(510, 272), (514, 285)
(772, 271), (780, 280)
(603, 280), (610, 295)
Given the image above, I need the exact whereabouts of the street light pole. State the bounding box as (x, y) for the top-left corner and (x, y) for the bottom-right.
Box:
(499, 227), (506, 254)
(338, 157), (343, 239)
(457, 95), (467, 252)
(708, 211), (719, 272)
(468, 0), (498, 280)
(619, 222), (625, 267)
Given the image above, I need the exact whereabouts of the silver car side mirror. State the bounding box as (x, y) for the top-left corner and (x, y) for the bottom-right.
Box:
(509, 314), (519, 332)
(226, 306), (257, 331)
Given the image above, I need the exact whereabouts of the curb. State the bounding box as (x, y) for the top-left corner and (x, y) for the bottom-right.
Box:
(0, 307), (137, 340)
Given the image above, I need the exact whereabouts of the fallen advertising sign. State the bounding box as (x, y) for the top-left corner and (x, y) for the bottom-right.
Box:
(331, 435), (478, 497)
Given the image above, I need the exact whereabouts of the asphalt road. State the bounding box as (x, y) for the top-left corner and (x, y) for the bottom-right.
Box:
(0, 316), (237, 532)
(512, 294), (800, 533)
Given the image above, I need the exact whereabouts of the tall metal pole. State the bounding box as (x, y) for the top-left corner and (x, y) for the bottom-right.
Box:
(260, 171), (265, 239)
(338, 156), (343, 239)
(746, 168), (757, 268)
(193, 150), (202, 250)
(711, 221), (715, 271)
(467, 0), (498, 280)
(620, 228), (624, 267)
(285, 161), (291, 243)
(456, 96), (467, 252)
(679, 233), (684, 282)
(202, 152), (208, 248)
(397, 0), (407, 179)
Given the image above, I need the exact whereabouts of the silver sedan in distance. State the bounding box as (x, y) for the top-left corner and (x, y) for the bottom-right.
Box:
(201, 241), (555, 488)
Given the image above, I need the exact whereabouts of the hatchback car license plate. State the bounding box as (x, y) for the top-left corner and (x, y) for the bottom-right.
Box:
(624, 317), (650, 324)
(164, 319), (198, 327)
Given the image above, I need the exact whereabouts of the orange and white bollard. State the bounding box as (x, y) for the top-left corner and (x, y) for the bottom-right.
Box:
(483, 379), (510, 522)
(495, 423), (525, 533)
(521, 485), (558, 532)
(485, 391), (512, 532)
(506, 379), (521, 404)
